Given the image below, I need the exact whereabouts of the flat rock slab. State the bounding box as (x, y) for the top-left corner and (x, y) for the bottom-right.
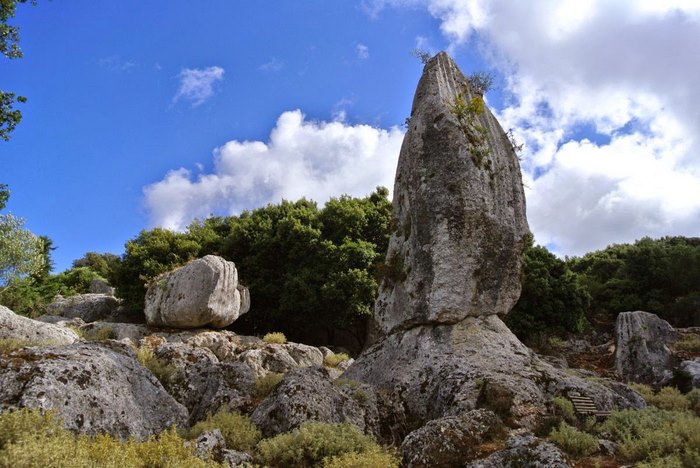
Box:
(0, 341), (187, 440)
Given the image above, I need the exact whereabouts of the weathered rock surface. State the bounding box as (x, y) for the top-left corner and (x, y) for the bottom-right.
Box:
(466, 431), (570, 468)
(0, 341), (187, 439)
(614, 311), (676, 385)
(400, 409), (504, 468)
(251, 367), (379, 437)
(345, 52), (643, 443)
(89, 278), (116, 295)
(375, 51), (529, 335)
(47, 293), (121, 323)
(679, 359), (700, 389)
(0, 305), (79, 345)
(145, 255), (246, 329)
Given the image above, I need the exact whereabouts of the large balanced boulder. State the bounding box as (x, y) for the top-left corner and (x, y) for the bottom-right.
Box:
(614, 311), (676, 385)
(0, 305), (79, 345)
(375, 52), (529, 335)
(145, 255), (247, 328)
(0, 341), (188, 439)
(345, 52), (643, 442)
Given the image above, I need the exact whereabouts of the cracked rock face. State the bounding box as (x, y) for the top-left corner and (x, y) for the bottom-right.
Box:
(375, 52), (529, 335)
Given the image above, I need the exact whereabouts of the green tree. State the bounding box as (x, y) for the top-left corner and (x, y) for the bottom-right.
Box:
(0, 184), (9, 209)
(506, 239), (590, 345)
(1, 0), (35, 141)
(0, 213), (45, 288)
(72, 251), (121, 284)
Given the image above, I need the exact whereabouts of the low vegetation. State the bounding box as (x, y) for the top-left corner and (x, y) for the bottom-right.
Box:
(136, 346), (176, 384)
(262, 332), (287, 344)
(0, 408), (221, 467)
(256, 422), (393, 468)
(254, 372), (284, 399)
(323, 352), (350, 368)
(549, 422), (598, 457)
(188, 409), (261, 452)
(0, 337), (55, 354)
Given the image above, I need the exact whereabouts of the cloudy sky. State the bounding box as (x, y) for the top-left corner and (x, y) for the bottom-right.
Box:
(2, 1), (699, 271)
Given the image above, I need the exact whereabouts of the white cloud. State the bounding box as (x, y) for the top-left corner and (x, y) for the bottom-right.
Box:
(356, 43), (370, 60)
(172, 66), (225, 107)
(99, 55), (135, 72)
(373, 0), (700, 255)
(144, 110), (404, 231)
(258, 57), (284, 72)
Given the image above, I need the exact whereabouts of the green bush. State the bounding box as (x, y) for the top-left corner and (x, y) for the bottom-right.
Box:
(630, 383), (655, 400)
(601, 408), (700, 464)
(0, 409), (221, 467)
(136, 346), (175, 384)
(552, 396), (575, 423)
(322, 447), (400, 468)
(255, 372), (284, 398)
(262, 332), (287, 344)
(188, 409), (261, 452)
(256, 422), (380, 468)
(324, 352), (350, 368)
(549, 422), (598, 457)
(647, 387), (690, 411)
(687, 388), (700, 416)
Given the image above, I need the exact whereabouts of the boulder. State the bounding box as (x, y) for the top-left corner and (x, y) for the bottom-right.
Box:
(47, 293), (121, 323)
(466, 431), (570, 468)
(0, 341), (187, 439)
(0, 305), (79, 345)
(614, 311), (676, 385)
(399, 409), (504, 468)
(145, 255), (246, 329)
(89, 278), (116, 296)
(251, 367), (379, 438)
(374, 51), (529, 335)
(678, 359), (700, 389)
(345, 52), (643, 440)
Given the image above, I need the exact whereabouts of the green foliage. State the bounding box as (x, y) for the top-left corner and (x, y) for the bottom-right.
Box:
(601, 408), (700, 464)
(88, 326), (115, 342)
(0, 212), (46, 287)
(188, 409), (261, 452)
(114, 227), (201, 313)
(322, 447), (400, 468)
(687, 389), (700, 416)
(324, 352), (351, 368)
(549, 422), (598, 457)
(255, 372), (284, 398)
(647, 387), (691, 412)
(256, 422), (381, 468)
(467, 71), (495, 94)
(0, 184), (8, 210)
(72, 251), (121, 284)
(507, 238), (590, 344)
(568, 236), (700, 327)
(0, 409), (221, 467)
(552, 396), (575, 423)
(263, 332), (287, 344)
(136, 346), (175, 384)
(675, 333), (700, 352)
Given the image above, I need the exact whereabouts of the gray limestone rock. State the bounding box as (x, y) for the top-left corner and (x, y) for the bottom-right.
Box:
(145, 255), (245, 329)
(375, 51), (529, 335)
(47, 293), (122, 323)
(0, 341), (187, 439)
(678, 359), (700, 389)
(614, 311), (676, 385)
(251, 366), (379, 438)
(89, 278), (116, 296)
(0, 305), (79, 345)
(466, 431), (571, 468)
(399, 409), (504, 468)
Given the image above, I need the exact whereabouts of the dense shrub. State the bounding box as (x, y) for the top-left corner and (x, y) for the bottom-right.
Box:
(631, 384), (691, 411)
(188, 409), (261, 452)
(552, 396), (575, 423)
(687, 389), (700, 416)
(601, 408), (700, 464)
(322, 447), (400, 468)
(0, 409), (221, 467)
(256, 422), (381, 468)
(262, 332), (287, 344)
(549, 422), (598, 457)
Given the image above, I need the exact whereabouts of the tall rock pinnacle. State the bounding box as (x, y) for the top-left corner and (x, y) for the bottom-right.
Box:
(376, 52), (529, 334)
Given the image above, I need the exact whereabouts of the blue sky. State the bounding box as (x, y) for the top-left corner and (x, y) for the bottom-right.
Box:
(3, 0), (700, 272)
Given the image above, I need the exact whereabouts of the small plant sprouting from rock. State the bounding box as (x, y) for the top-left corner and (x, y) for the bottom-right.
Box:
(254, 372), (284, 399)
(262, 332), (287, 344)
(411, 48), (432, 65)
(506, 128), (524, 154)
(467, 71), (495, 95)
(451, 89), (492, 170)
(324, 352), (351, 368)
(136, 346), (175, 384)
(88, 326), (114, 342)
